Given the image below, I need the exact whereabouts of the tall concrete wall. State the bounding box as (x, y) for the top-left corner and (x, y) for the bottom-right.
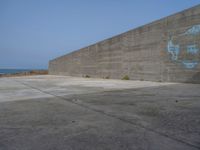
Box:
(49, 5), (200, 83)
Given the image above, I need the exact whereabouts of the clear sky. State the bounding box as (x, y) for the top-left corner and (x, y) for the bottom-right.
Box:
(0, 0), (200, 69)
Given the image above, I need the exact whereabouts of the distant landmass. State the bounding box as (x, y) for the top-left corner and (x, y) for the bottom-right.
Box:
(0, 69), (32, 75)
(0, 69), (48, 77)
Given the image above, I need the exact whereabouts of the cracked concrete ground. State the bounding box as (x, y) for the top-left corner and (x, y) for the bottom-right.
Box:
(0, 75), (200, 150)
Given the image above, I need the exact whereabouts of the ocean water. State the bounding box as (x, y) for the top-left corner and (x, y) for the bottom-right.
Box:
(0, 69), (32, 75)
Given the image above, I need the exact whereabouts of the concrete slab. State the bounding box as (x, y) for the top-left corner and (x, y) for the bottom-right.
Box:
(0, 75), (200, 150)
(0, 78), (53, 102)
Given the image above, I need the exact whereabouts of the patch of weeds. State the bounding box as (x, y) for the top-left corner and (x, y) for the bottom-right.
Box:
(105, 76), (110, 79)
(85, 75), (90, 78)
(122, 75), (130, 80)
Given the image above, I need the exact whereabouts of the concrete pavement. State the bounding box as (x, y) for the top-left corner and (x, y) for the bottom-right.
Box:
(0, 75), (200, 150)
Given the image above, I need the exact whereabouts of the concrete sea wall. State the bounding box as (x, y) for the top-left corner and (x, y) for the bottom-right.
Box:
(49, 5), (200, 83)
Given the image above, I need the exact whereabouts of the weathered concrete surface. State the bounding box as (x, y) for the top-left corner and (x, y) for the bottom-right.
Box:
(0, 75), (200, 150)
(49, 5), (200, 83)
(0, 75), (174, 102)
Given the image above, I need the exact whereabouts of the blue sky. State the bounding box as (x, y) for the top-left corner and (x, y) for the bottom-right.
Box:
(0, 0), (200, 69)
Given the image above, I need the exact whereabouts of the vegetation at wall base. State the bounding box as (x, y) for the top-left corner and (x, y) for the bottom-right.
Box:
(122, 75), (130, 80)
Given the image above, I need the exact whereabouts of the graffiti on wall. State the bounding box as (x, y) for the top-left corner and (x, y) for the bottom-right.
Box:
(167, 25), (200, 69)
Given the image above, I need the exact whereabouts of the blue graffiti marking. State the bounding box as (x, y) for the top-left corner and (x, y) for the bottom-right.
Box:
(182, 61), (198, 69)
(166, 24), (200, 69)
(184, 25), (200, 35)
(167, 38), (180, 60)
(187, 44), (199, 54)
